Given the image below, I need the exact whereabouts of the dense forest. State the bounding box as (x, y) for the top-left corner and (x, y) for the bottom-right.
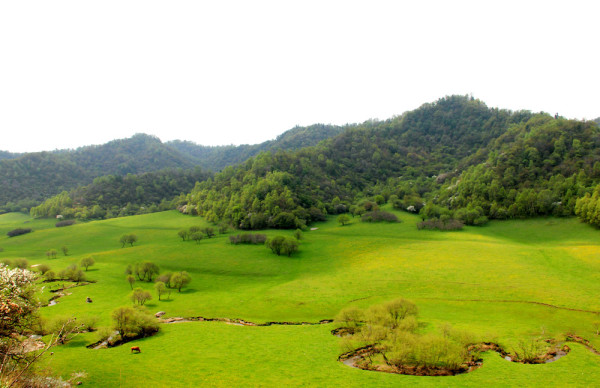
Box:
(181, 96), (544, 229)
(29, 168), (210, 219)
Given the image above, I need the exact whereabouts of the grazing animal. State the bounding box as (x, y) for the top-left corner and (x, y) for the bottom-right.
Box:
(131, 346), (141, 353)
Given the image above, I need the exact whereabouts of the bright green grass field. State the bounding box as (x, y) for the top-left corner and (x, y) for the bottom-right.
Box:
(2, 210), (600, 386)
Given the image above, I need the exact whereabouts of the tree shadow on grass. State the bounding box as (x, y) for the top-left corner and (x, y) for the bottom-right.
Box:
(179, 288), (198, 294)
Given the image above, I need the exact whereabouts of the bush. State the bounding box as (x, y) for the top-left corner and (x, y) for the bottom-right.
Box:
(266, 236), (299, 256)
(58, 264), (86, 282)
(112, 306), (159, 340)
(270, 212), (297, 229)
(55, 220), (76, 227)
(361, 210), (399, 223)
(13, 258), (28, 269)
(7, 228), (32, 237)
(417, 218), (464, 231)
(229, 233), (267, 245)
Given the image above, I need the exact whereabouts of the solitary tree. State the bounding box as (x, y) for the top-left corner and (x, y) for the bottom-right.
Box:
(190, 232), (203, 244)
(80, 256), (95, 271)
(337, 214), (351, 226)
(177, 230), (189, 241)
(201, 227), (215, 238)
(61, 245), (69, 256)
(171, 271), (191, 292)
(130, 287), (152, 305)
(155, 281), (167, 301)
(126, 274), (135, 289)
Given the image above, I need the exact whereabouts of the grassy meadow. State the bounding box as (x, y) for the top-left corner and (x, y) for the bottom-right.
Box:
(2, 210), (600, 386)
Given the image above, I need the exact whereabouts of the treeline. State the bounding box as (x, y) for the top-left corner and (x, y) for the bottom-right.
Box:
(30, 167), (210, 220)
(182, 96), (533, 228)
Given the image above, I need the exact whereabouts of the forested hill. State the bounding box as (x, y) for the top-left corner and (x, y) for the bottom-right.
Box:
(167, 124), (346, 171)
(0, 134), (197, 210)
(182, 95), (538, 228)
(30, 167), (210, 219)
(0, 151), (21, 161)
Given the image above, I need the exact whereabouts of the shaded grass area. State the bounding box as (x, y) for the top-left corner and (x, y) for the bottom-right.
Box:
(1, 210), (600, 385)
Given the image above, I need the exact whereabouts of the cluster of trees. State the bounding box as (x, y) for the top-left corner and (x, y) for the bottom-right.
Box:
(574, 184), (600, 226)
(120, 234), (138, 247)
(177, 226), (217, 242)
(126, 265), (191, 294)
(335, 299), (477, 374)
(126, 262), (159, 282)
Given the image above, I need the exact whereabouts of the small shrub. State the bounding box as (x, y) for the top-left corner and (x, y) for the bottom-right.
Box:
(229, 233), (267, 245)
(13, 258), (29, 269)
(361, 211), (399, 223)
(417, 218), (464, 231)
(7, 228), (32, 237)
(55, 220), (76, 227)
(36, 263), (51, 275)
(1, 259), (12, 267)
(44, 270), (56, 281)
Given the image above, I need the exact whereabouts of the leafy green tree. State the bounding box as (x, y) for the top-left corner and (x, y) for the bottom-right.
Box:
(126, 275), (135, 289)
(190, 232), (203, 244)
(337, 214), (350, 226)
(130, 288), (152, 305)
(155, 281), (167, 301)
(111, 306), (159, 340)
(61, 245), (69, 256)
(80, 256), (95, 271)
(171, 271), (191, 292)
(177, 229), (189, 241)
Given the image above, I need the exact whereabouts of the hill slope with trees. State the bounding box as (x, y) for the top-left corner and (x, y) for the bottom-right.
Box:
(182, 95), (542, 229)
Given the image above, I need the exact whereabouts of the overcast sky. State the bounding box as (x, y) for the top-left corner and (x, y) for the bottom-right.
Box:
(1, 1), (598, 153)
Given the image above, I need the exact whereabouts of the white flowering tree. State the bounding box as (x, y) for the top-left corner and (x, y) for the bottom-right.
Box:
(0, 264), (83, 387)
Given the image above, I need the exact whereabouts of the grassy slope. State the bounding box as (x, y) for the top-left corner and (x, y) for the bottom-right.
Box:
(1, 211), (600, 386)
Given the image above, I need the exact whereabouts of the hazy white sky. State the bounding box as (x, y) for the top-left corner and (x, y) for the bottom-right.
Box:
(1, 0), (598, 152)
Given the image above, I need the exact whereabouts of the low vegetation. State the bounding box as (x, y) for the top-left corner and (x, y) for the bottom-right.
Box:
(6, 228), (32, 237)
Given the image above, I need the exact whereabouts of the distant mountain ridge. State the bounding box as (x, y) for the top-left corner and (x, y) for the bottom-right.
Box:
(0, 124), (347, 211)
(166, 123), (346, 171)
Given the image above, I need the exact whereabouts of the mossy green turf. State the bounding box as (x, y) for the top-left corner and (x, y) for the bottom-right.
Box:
(2, 210), (600, 386)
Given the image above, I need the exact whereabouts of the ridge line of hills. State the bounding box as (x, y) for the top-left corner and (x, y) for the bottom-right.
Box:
(6, 95), (600, 229)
